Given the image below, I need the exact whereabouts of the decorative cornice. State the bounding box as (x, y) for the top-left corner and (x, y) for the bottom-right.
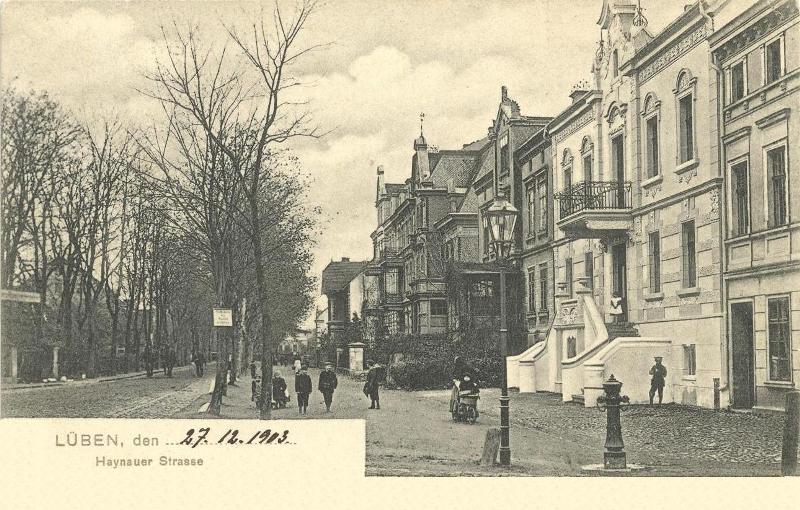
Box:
(714, 1), (799, 63)
(639, 23), (711, 84)
(553, 108), (596, 144)
(722, 126), (752, 144)
(755, 108), (790, 130)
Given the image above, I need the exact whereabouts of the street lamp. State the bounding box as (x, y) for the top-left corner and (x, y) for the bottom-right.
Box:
(485, 191), (518, 466)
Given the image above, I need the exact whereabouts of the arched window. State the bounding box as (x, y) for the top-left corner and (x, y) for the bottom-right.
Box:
(673, 69), (697, 165)
(580, 137), (594, 182)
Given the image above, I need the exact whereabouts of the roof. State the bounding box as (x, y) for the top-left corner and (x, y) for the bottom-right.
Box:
(321, 260), (367, 294)
(430, 151), (481, 189)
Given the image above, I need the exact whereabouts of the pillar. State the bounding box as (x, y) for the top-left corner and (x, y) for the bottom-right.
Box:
(519, 359), (537, 393)
(348, 342), (365, 372)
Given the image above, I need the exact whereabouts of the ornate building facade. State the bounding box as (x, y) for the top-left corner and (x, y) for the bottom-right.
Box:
(711, 0), (799, 410)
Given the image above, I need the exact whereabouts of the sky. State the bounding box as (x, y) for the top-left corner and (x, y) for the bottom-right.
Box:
(1, 0), (691, 327)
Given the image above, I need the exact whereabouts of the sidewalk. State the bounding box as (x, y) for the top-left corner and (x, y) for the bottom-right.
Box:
(2, 364), (196, 391)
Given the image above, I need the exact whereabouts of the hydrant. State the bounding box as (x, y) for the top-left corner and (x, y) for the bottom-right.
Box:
(596, 374), (630, 469)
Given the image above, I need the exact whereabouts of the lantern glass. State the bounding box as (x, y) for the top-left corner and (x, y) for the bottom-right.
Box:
(486, 193), (518, 259)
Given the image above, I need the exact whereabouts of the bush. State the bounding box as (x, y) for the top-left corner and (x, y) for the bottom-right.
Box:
(387, 359), (450, 390)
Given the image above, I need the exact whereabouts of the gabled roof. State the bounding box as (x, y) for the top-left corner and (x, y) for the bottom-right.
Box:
(321, 260), (367, 294)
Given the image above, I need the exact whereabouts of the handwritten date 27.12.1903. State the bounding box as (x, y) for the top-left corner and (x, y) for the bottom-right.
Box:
(179, 428), (290, 448)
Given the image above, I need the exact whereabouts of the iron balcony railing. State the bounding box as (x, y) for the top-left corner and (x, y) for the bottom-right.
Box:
(555, 180), (632, 218)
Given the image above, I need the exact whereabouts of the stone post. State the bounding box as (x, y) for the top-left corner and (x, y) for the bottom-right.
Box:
(348, 342), (365, 372)
(10, 346), (18, 381)
(52, 346), (60, 378)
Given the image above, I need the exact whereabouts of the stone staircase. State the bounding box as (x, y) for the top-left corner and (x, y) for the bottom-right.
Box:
(570, 322), (639, 405)
(605, 321), (640, 341)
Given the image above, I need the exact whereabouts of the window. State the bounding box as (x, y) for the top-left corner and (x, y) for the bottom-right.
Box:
(582, 154), (592, 182)
(766, 38), (783, 84)
(537, 175), (547, 232)
(679, 94), (694, 163)
(584, 252), (594, 289)
(612, 134), (624, 181)
(767, 145), (787, 228)
(730, 161), (749, 236)
(528, 268), (536, 313)
(683, 344), (697, 376)
(767, 296), (791, 381)
(500, 135), (510, 176)
(611, 49), (619, 78)
(430, 299), (447, 317)
(648, 231), (661, 292)
(730, 60), (746, 103)
(565, 258), (573, 298)
(682, 221), (696, 288)
(526, 184), (535, 235)
(482, 214), (490, 255)
(564, 167), (572, 192)
(646, 115), (660, 178)
(611, 134), (626, 208)
(386, 269), (399, 295)
(539, 265), (548, 317)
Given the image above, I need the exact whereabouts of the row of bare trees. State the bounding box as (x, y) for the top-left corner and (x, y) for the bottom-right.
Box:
(2, 0), (322, 417)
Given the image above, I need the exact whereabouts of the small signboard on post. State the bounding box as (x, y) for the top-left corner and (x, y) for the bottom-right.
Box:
(213, 308), (233, 327)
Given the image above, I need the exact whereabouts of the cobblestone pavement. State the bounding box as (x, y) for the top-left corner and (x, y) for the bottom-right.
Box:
(0, 365), (213, 418)
(421, 388), (790, 474)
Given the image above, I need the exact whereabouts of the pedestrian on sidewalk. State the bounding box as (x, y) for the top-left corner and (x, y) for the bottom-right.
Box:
(364, 360), (383, 410)
(250, 360), (257, 379)
(273, 371), (288, 408)
(295, 367), (312, 415)
(319, 362), (338, 412)
(195, 351), (205, 377)
(649, 356), (667, 405)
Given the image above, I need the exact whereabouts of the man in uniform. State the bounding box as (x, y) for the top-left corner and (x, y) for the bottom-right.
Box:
(318, 362), (338, 412)
(649, 356), (667, 405)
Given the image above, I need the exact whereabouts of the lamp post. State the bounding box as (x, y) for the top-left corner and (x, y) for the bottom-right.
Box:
(485, 191), (518, 466)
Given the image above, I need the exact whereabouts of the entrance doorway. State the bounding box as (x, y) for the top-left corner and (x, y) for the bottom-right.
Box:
(611, 243), (627, 322)
(730, 302), (755, 408)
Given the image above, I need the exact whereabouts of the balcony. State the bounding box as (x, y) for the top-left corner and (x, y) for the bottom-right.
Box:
(377, 246), (402, 265)
(555, 181), (633, 237)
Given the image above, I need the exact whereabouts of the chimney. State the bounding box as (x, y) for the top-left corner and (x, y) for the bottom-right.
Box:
(376, 165), (386, 196)
(488, 120), (496, 138)
(341, 257), (350, 262)
(501, 85), (508, 101)
(569, 80), (591, 103)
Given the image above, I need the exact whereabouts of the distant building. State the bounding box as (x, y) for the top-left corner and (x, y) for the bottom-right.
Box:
(320, 258), (368, 343)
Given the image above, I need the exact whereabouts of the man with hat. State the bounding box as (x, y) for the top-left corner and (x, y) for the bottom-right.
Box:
(648, 356), (667, 405)
(318, 362), (338, 412)
(364, 360), (384, 410)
